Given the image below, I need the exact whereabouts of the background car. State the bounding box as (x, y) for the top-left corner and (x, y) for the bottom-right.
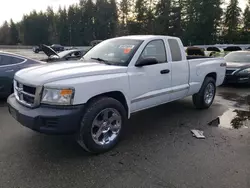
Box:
(40, 45), (86, 62)
(50, 44), (65, 52)
(90, 40), (103, 47)
(33, 44), (65, 53)
(0, 52), (42, 98)
(205, 47), (224, 57)
(224, 51), (250, 84)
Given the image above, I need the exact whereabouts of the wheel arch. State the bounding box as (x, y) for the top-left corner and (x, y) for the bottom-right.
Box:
(205, 72), (217, 82)
(86, 91), (130, 118)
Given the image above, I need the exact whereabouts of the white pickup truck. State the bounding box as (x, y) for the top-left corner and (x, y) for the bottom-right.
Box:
(8, 35), (226, 153)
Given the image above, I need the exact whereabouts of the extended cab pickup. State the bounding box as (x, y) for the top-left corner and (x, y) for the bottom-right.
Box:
(8, 35), (226, 153)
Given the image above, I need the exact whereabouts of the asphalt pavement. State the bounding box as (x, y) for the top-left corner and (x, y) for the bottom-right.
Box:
(0, 85), (250, 188)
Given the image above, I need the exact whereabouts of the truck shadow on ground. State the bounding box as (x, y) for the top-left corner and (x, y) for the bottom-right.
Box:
(0, 98), (7, 107)
(23, 98), (226, 162)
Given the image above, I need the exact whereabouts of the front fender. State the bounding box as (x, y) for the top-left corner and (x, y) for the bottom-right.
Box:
(44, 73), (131, 115)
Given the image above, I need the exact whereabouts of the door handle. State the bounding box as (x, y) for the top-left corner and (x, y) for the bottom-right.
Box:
(5, 69), (14, 73)
(160, 69), (170, 74)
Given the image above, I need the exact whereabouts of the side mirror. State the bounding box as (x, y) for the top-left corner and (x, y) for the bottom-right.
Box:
(135, 57), (158, 67)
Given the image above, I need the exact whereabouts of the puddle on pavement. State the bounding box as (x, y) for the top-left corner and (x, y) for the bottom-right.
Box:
(209, 109), (250, 129)
(218, 92), (250, 109)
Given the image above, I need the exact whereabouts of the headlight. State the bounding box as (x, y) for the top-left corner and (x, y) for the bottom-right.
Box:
(238, 68), (250, 74)
(41, 88), (74, 105)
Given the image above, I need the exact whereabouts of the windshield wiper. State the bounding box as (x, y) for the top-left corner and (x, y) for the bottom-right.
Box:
(91, 57), (112, 65)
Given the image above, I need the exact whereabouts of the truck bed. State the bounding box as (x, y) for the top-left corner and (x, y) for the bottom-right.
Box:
(187, 55), (212, 60)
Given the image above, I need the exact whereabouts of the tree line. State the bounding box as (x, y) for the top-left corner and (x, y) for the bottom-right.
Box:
(0, 0), (249, 46)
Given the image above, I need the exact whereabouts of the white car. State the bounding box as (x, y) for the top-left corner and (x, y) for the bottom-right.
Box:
(8, 35), (226, 153)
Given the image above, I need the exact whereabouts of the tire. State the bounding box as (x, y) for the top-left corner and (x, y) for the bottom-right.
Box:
(34, 49), (39, 53)
(192, 77), (216, 109)
(76, 97), (127, 154)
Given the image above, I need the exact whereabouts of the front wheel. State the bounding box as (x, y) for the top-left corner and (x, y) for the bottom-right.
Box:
(192, 77), (216, 109)
(76, 97), (127, 154)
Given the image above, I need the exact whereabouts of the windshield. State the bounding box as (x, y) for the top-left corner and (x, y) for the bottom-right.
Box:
(225, 52), (250, 63)
(82, 39), (143, 66)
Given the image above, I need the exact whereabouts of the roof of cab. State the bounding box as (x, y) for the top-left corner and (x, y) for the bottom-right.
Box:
(115, 35), (178, 40)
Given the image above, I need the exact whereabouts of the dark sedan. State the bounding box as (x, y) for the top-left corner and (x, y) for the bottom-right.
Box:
(0, 52), (42, 98)
(224, 51), (250, 84)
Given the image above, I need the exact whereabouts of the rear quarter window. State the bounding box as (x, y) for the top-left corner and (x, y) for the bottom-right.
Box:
(0, 55), (25, 66)
(168, 39), (182, 61)
(12, 56), (25, 64)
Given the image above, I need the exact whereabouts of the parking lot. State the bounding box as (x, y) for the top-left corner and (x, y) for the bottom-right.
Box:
(0, 86), (249, 187)
(0, 49), (250, 188)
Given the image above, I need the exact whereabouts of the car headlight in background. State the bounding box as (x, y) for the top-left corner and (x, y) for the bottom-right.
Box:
(41, 88), (74, 105)
(238, 68), (250, 74)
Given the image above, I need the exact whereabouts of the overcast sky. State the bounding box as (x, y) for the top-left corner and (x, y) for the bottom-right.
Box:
(0, 0), (247, 25)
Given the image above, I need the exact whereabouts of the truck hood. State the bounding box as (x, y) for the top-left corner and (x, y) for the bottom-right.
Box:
(15, 61), (127, 85)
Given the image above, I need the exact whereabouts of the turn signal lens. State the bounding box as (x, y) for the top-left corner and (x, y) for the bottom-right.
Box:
(60, 89), (73, 96)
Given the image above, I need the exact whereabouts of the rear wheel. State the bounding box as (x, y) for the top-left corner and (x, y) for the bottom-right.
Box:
(193, 77), (216, 109)
(76, 97), (127, 154)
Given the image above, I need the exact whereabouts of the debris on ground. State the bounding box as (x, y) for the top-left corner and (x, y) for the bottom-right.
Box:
(208, 117), (220, 127)
(191, 129), (206, 139)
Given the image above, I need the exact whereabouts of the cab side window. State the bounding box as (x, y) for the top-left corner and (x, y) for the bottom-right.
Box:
(140, 40), (167, 63)
(168, 39), (182, 61)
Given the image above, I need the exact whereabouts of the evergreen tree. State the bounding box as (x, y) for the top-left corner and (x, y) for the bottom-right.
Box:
(197, 0), (223, 44)
(169, 0), (183, 37)
(0, 21), (10, 45)
(95, 0), (110, 39)
(9, 19), (19, 45)
(240, 0), (250, 43)
(155, 0), (171, 35)
(81, 0), (96, 45)
(135, 0), (148, 33)
(22, 11), (49, 45)
(57, 7), (69, 45)
(119, 0), (130, 35)
(0, 0), (247, 45)
(68, 4), (82, 45)
(109, 0), (118, 37)
(145, 0), (156, 34)
(47, 7), (59, 44)
(243, 0), (250, 31)
(224, 0), (241, 43)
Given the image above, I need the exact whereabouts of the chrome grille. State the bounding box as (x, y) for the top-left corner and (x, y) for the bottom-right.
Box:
(14, 80), (42, 108)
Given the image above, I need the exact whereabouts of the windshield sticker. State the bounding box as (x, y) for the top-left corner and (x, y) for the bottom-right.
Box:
(124, 48), (132, 54)
(119, 45), (135, 49)
(119, 45), (135, 54)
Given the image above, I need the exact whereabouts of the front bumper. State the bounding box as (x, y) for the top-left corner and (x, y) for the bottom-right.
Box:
(224, 75), (250, 84)
(7, 94), (84, 135)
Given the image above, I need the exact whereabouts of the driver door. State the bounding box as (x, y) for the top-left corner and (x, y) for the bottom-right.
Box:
(129, 40), (172, 113)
